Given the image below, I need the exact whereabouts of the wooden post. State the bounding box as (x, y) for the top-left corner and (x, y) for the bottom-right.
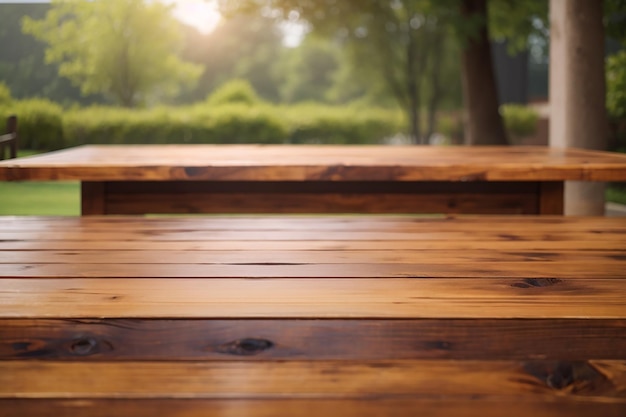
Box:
(0, 115), (18, 160)
(549, 0), (607, 215)
(538, 182), (564, 215)
(81, 182), (107, 215)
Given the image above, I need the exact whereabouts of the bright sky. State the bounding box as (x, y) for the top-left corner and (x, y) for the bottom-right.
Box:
(0, 0), (222, 34)
(2, 0), (305, 45)
(164, 0), (222, 34)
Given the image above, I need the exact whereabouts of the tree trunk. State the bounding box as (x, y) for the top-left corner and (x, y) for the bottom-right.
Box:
(406, 21), (422, 144)
(549, 0), (607, 215)
(426, 30), (444, 143)
(459, 0), (507, 145)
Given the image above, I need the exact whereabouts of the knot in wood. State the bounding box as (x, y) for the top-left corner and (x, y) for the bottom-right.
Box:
(70, 337), (98, 356)
(218, 338), (274, 356)
(511, 278), (562, 289)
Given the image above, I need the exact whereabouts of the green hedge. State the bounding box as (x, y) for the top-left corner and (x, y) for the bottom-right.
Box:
(281, 103), (403, 144)
(63, 104), (289, 145)
(3, 99), (403, 150)
(206, 79), (263, 107)
(1, 99), (64, 150)
(501, 104), (539, 141)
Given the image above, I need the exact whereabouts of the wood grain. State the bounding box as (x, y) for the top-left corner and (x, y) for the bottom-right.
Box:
(1, 214), (625, 415)
(2, 145), (626, 181)
(0, 215), (624, 279)
(2, 398), (625, 417)
(539, 181), (565, 214)
(3, 214), (625, 230)
(81, 182), (105, 215)
(4, 249), (624, 264)
(4, 145), (625, 214)
(3, 360), (626, 398)
(1, 278), (625, 318)
(2, 319), (624, 361)
(102, 180), (540, 215)
(2, 262), (625, 278)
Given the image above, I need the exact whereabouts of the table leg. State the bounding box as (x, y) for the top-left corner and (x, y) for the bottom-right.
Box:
(81, 182), (106, 215)
(538, 182), (565, 215)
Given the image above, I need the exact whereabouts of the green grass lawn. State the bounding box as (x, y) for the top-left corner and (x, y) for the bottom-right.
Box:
(0, 150), (79, 216)
(0, 181), (80, 215)
(607, 184), (626, 205)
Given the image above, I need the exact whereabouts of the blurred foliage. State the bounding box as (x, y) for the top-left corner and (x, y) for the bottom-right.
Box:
(606, 0), (626, 151)
(22, 0), (202, 107)
(500, 104), (538, 141)
(219, 0), (462, 143)
(488, 0), (548, 54)
(0, 2), (551, 113)
(607, 51), (626, 120)
(206, 79), (264, 106)
(0, 0), (619, 149)
(0, 3), (95, 105)
(178, 12), (285, 103)
(0, 98), (64, 149)
(0, 82), (13, 106)
(278, 36), (340, 103)
(1, 82), (403, 150)
(62, 103), (287, 145)
(606, 0), (626, 43)
(279, 102), (403, 144)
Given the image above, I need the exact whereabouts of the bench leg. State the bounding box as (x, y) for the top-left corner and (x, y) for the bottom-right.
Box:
(538, 182), (564, 215)
(81, 182), (107, 215)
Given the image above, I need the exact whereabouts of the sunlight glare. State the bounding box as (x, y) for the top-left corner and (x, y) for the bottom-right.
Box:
(165, 0), (221, 34)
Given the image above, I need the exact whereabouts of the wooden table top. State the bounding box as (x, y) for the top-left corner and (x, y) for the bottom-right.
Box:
(1, 215), (625, 416)
(2, 144), (626, 181)
(1, 215), (625, 318)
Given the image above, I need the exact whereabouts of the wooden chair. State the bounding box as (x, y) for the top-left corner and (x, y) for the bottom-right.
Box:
(0, 115), (17, 160)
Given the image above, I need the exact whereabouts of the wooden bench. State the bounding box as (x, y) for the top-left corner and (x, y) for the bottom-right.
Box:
(0, 115), (17, 161)
(0, 215), (625, 416)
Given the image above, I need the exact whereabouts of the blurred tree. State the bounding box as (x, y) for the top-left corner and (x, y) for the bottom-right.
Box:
(457, 0), (507, 145)
(220, 0), (552, 145)
(0, 3), (94, 104)
(488, 0), (548, 52)
(605, 0), (626, 150)
(179, 12), (285, 103)
(278, 36), (340, 103)
(206, 79), (264, 105)
(22, 0), (202, 107)
(218, 0), (494, 144)
(0, 82), (13, 106)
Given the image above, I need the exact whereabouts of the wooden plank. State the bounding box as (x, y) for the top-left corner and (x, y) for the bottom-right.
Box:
(1, 215), (624, 253)
(3, 239), (623, 251)
(1, 278), (625, 318)
(2, 214), (625, 231)
(1, 215), (624, 242)
(2, 360), (625, 398)
(104, 180), (539, 215)
(106, 191), (538, 215)
(2, 398), (625, 417)
(3, 249), (625, 265)
(1, 228), (624, 242)
(2, 145), (626, 181)
(109, 180), (539, 194)
(1, 260), (624, 278)
(2, 319), (625, 361)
